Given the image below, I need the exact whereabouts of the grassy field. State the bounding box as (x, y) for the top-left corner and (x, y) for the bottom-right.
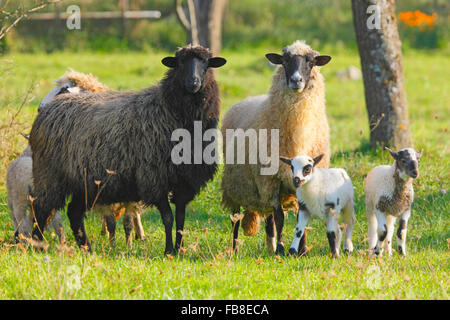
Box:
(0, 48), (448, 299)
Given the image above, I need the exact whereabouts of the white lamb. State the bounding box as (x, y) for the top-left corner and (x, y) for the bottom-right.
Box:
(364, 147), (422, 256)
(280, 154), (356, 257)
(6, 145), (65, 242)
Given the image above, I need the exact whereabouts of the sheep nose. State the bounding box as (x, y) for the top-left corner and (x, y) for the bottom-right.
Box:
(186, 78), (201, 93)
(290, 72), (302, 82)
(411, 170), (418, 178)
(293, 177), (301, 187)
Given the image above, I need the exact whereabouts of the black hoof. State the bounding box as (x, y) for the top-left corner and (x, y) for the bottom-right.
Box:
(164, 247), (176, 256)
(275, 243), (285, 255)
(373, 246), (380, 255)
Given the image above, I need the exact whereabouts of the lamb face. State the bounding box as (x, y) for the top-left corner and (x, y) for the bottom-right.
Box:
(38, 79), (80, 111)
(280, 154), (324, 187)
(386, 147), (422, 179)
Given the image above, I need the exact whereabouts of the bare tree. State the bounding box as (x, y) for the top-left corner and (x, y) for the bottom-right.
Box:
(0, 0), (62, 41)
(351, 0), (410, 148)
(176, 0), (227, 55)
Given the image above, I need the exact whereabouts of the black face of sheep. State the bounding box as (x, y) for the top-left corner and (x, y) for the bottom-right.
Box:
(265, 52), (331, 91)
(162, 51), (226, 94)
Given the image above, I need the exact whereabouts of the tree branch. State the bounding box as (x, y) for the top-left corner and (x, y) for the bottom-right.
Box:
(175, 0), (191, 31)
(175, 0), (199, 46)
(0, 0), (61, 40)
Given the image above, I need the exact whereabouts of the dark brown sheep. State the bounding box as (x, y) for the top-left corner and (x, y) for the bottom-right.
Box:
(29, 45), (226, 254)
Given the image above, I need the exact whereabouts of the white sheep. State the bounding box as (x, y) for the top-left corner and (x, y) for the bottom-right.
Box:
(364, 147), (422, 256)
(39, 70), (146, 247)
(280, 154), (355, 257)
(221, 40), (332, 255)
(6, 145), (65, 243)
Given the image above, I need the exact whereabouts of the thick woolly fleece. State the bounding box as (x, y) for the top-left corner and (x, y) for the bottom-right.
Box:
(30, 46), (220, 238)
(221, 41), (330, 235)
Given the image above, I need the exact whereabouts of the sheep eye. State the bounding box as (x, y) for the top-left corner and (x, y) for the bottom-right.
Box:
(303, 166), (311, 175)
(58, 86), (69, 95)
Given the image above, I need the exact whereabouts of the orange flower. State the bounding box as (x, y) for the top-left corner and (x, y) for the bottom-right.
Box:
(398, 10), (438, 30)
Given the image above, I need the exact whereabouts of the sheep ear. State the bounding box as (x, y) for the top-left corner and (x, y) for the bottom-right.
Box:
(279, 157), (292, 166)
(385, 147), (398, 160)
(208, 57), (227, 68)
(313, 154), (324, 167)
(265, 53), (283, 65)
(162, 57), (177, 68)
(314, 55), (331, 66)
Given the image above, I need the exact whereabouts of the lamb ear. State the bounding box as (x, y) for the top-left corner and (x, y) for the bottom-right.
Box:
(161, 57), (177, 68)
(312, 154), (324, 167)
(208, 57), (227, 68)
(265, 53), (283, 65)
(385, 147), (398, 160)
(279, 157), (292, 166)
(314, 55), (331, 66)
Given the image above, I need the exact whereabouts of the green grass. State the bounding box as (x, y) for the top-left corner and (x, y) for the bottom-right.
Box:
(0, 48), (448, 299)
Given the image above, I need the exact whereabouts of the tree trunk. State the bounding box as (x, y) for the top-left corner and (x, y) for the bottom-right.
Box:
(351, 0), (410, 148)
(176, 0), (227, 56)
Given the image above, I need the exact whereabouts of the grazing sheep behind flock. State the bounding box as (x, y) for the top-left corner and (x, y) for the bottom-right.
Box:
(30, 45), (226, 254)
(40, 70), (146, 247)
(6, 144), (65, 242)
(280, 155), (355, 258)
(221, 40), (331, 255)
(365, 147), (422, 256)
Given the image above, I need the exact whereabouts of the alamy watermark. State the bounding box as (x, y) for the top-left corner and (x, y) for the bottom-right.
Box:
(367, 4), (381, 30)
(66, 5), (81, 30)
(171, 122), (280, 175)
(65, 265), (82, 292)
(365, 265), (381, 289)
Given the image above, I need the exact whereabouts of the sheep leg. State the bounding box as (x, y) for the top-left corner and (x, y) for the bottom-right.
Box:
(174, 202), (187, 252)
(14, 201), (31, 239)
(367, 207), (378, 252)
(289, 210), (309, 256)
(264, 214), (276, 254)
(50, 212), (65, 244)
(67, 195), (91, 251)
(156, 198), (174, 255)
(31, 201), (51, 243)
(133, 214), (145, 241)
(8, 200), (19, 239)
(397, 209), (411, 256)
(384, 215), (396, 256)
(101, 216), (109, 237)
(372, 209), (387, 257)
(326, 210), (341, 258)
(273, 204), (285, 255)
(103, 213), (117, 249)
(342, 203), (355, 254)
(232, 212), (240, 252)
(123, 213), (133, 248)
